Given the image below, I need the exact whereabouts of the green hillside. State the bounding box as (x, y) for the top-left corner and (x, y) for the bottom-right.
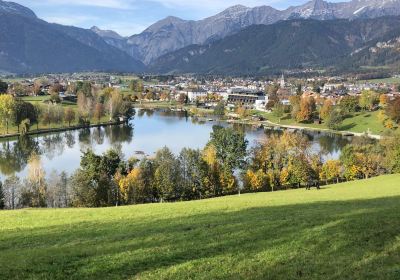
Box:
(1, 175), (400, 279)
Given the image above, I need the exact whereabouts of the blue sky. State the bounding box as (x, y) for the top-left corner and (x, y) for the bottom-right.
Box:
(13, 0), (346, 36)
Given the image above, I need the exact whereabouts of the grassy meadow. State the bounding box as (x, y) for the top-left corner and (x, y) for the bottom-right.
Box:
(257, 110), (389, 135)
(359, 77), (400, 84)
(1, 175), (399, 279)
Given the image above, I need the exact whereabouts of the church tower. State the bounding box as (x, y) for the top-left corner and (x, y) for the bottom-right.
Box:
(280, 74), (285, 89)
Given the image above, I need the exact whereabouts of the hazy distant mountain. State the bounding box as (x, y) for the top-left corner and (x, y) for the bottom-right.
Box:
(149, 17), (400, 75)
(2, 0), (400, 74)
(98, 0), (400, 64)
(0, 1), (144, 74)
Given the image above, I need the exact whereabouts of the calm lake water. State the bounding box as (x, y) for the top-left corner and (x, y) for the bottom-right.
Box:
(0, 109), (351, 180)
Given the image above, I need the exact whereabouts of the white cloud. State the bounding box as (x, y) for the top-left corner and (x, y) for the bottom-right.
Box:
(17, 0), (286, 10)
(44, 15), (99, 26)
(16, 0), (135, 9)
(148, 0), (282, 10)
(49, 0), (132, 9)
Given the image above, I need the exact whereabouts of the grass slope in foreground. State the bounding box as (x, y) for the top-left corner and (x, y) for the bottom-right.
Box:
(1, 175), (400, 279)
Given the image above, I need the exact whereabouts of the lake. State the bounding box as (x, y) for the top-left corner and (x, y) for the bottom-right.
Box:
(0, 109), (351, 180)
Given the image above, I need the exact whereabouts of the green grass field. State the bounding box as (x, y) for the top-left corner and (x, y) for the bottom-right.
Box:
(256, 110), (389, 135)
(1, 175), (399, 279)
(20, 95), (51, 104)
(359, 77), (400, 84)
(339, 111), (387, 134)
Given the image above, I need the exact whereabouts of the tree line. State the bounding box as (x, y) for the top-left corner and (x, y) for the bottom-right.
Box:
(0, 83), (134, 135)
(1, 127), (400, 209)
(268, 88), (400, 130)
(243, 131), (399, 191)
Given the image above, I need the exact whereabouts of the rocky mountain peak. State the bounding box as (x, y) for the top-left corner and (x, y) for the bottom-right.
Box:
(221, 5), (249, 14)
(90, 26), (123, 40)
(0, 0), (37, 18)
(143, 16), (188, 34)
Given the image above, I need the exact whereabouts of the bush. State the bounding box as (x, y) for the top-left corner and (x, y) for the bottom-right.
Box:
(326, 110), (344, 130)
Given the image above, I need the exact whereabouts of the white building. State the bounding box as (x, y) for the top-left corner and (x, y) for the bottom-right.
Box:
(185, 89), (208, 102)
(254, 95), (269, 111)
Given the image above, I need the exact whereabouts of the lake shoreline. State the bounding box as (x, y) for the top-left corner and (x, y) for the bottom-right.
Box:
(0, 109), (348, 180)
(0, 120), (127, 140)
(134, 104), (382, 140)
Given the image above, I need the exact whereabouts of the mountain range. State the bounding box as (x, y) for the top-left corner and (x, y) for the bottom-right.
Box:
(149, 16), (400, 75)
(0, 0), (144, 74)
(1, 0), (400, 74)
(94, 0), (400, 65)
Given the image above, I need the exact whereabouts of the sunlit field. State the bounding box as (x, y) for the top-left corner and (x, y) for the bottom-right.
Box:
(1, 175), (399, 279)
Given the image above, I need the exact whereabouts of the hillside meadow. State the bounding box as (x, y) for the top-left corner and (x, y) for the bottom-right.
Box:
(1, 175), (400, 279)
(257, 110), (388, 135)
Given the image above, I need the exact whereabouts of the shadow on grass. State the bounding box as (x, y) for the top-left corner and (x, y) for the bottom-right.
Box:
(0, 196), (399, 280)
(339, 123), (356, 131)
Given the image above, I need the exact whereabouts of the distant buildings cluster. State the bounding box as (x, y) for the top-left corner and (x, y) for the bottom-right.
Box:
(2, 72), (400, 112)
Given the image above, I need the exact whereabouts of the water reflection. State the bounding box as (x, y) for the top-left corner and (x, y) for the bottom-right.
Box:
(0, 136), (40, 176)
(0, 109), (350, 180)
(42, 134), (65, 160)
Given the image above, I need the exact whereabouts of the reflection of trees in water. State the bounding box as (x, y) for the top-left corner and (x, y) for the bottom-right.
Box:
(138, 108), (164, 118)
(260, 129), (350, 157)
(176, 111), (188, 120)
(78, 128), (93, 151)
(302, 132), (314, 142)
(137, 109), (146, 117)
(263, 130), (283, 138)
(232, 123), (266, 135)
(64, 131), (76, 148)
(155, 109), (188, 119)
(137, 108), (155, 118)
(0, 136), (40, 176)
(92, 127), (105, 145)
(156, 109), (170, 118)
(145, 110), (154, 117)
(41, 134), (65, 160)
(316, 133), (350, 155)
(318, 135), (335, 154)
(191, 116), (200, 125)
(104, 124), (133, 144)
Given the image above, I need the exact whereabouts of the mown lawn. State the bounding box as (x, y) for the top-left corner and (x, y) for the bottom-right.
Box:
(1, 175), (399, 279)
(20, 95), (51, 104)
(339, 111), (387, 134)
(257, 110), (389, 135)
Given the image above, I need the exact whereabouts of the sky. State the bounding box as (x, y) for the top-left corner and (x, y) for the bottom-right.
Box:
(12, 0), (346, 36)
